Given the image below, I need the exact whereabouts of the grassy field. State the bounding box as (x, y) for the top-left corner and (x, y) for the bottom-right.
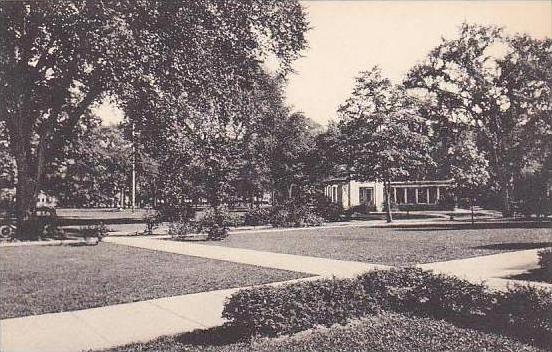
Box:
(98, 312), (543, 352)
(0, 243), (310, 319)
(209, 225), (552, 266)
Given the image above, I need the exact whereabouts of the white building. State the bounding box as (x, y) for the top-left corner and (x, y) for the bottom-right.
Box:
(324, 179), (452, 211)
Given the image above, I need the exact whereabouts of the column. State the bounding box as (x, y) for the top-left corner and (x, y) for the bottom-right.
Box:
(404, 188), (408, 203)
(393, 187), (397, 203)
(436, 187), (440, 202)
(426, 188), (430, 204)
(415, 187), (419, 204)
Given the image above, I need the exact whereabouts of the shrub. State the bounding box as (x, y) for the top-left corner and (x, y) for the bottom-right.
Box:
(80, 222), (109, 242)
(313, 196), (344, 222)
(223, 267), (552, 349)
(491, 284), (552, 347)
(143, 210), (162, 235)
(243, 208), (271, 226)
(168, 219), (200, 240)
(41, 223), (66, 240)
(538, 248), (552, 272)
(199, 206), (234, 240)
(357, 268), (492, 323)
(222, 277), (377, 337)
(270, 201), (324, 228)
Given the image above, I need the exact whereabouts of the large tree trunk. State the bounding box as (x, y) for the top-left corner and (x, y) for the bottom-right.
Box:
(501, 182), (513, 218)
(384, 180), (393, 223)
(14, 159), (40, 240)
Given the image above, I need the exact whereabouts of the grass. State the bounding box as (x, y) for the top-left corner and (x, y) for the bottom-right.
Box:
(208, 226), (552, 266)
(0, 243), (311, 319)
(97, 312), (544, 352)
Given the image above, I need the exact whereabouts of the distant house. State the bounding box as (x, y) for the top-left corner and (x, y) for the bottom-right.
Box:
(36, 191), (58, 208)
(323, 179), (453, 211)
(0, 189), (57, 209)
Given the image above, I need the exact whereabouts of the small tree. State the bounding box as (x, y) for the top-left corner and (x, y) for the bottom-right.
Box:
(337, 67), (434, 222)
(448, 135), (490, 224)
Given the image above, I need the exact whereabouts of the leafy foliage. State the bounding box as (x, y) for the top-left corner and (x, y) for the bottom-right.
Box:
(404, 23), (552, 215)
(224, 268), (552, 349)
(1, 0), (308, 239)
(335, 67), (434, 221)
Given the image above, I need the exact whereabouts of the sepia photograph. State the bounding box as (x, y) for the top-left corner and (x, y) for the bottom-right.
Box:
(0, 0), (551, 351)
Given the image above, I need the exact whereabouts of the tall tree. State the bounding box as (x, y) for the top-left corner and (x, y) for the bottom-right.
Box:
(0, 1), (307, 239)
(404, 23), (552, 216)
(270, 111), (321, 202)
(337, 67), (434, 222)
(448, 134), (490, 223)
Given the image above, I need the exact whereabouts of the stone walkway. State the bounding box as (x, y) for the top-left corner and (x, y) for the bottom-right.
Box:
(105, 236), (389, 277)
(419, 248), (552, 290)
(2, 232), (550, 352)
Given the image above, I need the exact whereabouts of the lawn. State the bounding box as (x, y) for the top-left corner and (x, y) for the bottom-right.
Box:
(0, 243), (310, 319)
(209, 225), (552, 266)
(98, 312), (543, 352)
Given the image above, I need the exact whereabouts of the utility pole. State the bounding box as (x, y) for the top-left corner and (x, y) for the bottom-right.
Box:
(131, 123), (136, 212)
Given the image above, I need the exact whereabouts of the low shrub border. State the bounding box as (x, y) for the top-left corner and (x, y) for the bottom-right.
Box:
(538, 248), (552, 272)
(222, 268), (552, 349)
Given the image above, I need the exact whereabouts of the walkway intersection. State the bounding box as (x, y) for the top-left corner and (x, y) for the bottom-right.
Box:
(2, 221), (551, 352)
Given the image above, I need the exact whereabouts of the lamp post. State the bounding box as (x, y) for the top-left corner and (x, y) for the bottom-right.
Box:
(131, 123), (136, 212)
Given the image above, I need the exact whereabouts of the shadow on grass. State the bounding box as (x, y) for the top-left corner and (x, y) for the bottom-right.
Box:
(173, 325), (249, 346)
(472, 242), (552, 250)
(508, 267), (552, 284)
(391, 221), (552, 232)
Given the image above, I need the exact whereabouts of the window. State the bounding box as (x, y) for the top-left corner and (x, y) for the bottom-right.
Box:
(407, 188), (416, 203)
(417, 188), (428, 204)
(394, 187), (405, 204)
(359, 187), (374, 205)
(429, 187), (438, 204)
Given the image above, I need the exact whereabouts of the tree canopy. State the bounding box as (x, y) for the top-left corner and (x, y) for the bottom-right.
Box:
(0, 0), (308, 238)
(404, 23), (552, 215)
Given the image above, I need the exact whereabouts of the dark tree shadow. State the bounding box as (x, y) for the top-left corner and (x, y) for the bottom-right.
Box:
(472, 242), (552, 250)
(507, 267), (552, 284)
(173, 325), (249, 346)
(391, 221), (552, 232)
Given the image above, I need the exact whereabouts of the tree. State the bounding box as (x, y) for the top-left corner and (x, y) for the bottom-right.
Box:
(45, 122), (137, 208)
(0, 1), (308, 239)
(404, 23), (552, 216)
(448, 134), (490, 224)
(337, 67), (434, 222)
(270, 111), (321, 203)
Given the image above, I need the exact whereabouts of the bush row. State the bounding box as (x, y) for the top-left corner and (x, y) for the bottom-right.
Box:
(242, 199), (343, 228)
(168, 206), (242, 240)
(539, 248), (552, 272)
(222, 268), (552, 349)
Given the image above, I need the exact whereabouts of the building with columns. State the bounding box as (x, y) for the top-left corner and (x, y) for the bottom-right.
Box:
(323, 179), (452, 211)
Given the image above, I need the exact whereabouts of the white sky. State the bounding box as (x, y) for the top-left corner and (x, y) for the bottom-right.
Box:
(97, 0), (552, 126)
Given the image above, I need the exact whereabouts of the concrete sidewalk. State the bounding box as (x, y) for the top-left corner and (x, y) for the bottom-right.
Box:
(418, 248), (552, 291)
(1, 276), (319, 352)
(1, 288), (234, 352)
(105, 236), (389, 278)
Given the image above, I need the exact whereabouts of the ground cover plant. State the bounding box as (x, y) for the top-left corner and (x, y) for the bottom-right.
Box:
(97, 312), (544, 352)
(210, 225), (552, 266)
(0, 243), (311, 319)
(223, 268), (552, 349)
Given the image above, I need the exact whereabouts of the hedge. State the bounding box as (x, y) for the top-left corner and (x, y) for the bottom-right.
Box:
(223, 268), (552, 349)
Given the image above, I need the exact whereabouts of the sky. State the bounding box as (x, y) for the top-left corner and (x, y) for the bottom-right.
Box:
(97, 0), (552, 126)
